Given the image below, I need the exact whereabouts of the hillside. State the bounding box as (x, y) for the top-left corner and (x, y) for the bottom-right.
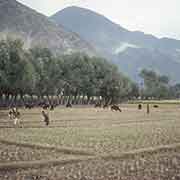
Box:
(0, 1), (96, 56)
(51, 6), (180, 82)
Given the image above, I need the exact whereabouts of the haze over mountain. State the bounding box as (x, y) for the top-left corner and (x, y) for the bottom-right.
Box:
(51, 6), (180, 83)
(0, 0), (96, 56)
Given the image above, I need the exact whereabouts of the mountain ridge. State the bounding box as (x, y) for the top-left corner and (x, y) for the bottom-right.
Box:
(0, 1), (96, 56)
(51, 6), (180, 83)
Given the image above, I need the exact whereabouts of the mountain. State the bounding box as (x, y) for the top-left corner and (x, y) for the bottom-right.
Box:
(51, 6), (180, 83)
(0, 0), (96, 56)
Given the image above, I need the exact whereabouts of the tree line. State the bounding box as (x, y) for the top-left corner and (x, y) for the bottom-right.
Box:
(1, 38), (180, 108)
(0, 38), (138, 107)
(139, 69), (180, 100)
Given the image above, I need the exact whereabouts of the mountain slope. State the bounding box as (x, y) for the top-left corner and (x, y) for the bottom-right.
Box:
(51, 6), (129, 55)
(116, 48), (180, 82)
(0, 0), (96, 55)
(51, 6), (180, 83)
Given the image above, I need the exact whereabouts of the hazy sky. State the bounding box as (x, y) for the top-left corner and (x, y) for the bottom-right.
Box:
(17, 0), (180, 39)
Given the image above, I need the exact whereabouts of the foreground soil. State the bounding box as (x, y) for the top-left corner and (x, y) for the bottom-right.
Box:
(0, 149), (180, 180)
(0, 104), (180, 179)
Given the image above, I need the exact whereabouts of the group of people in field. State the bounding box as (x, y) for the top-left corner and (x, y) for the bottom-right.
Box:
(8, 101), (158, 127)
(8, 100), (74, 127)
(8, 105), (51, 127)
(8, 108), (50, 127)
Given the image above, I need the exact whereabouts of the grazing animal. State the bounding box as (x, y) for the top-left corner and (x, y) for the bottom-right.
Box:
(25, 103), (34, 109)
(66, 102), (72, 108)
(94, 102), (101, 108)
(103, 104), (109, 109)
(42, 104), (50, 110)
(111, 105), (122, 112)
(138, 104), (142, 110)
(153, 105), (159, 108)
(38, 102), (44, 107)
(42, 111), (50, 126)
(50, 104), (54, 111)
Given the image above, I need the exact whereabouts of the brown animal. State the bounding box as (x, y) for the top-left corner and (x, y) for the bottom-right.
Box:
(42, 111), (50, 126)
(138, 104), (142, 110)
(94, 102), (101, 108)
(42, 104), (50, 110)
(103, 104), (109, 109)
(66, 102), (72, 108)
(50, 104), (54, 111)
(25, 103), (34, 109)
(153, 105), (159, 108)
(111, 105), (122, 112)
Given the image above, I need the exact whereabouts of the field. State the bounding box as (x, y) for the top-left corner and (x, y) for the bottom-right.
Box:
(0, 103), (180, 179)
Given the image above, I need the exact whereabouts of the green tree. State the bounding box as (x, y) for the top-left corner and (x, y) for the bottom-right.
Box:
(139, 69), (170, 99)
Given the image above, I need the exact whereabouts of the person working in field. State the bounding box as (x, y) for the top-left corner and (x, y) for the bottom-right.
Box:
(8, 110), (14, 120)
(8, 107), (21, 125)
(42, 110), (50, 126)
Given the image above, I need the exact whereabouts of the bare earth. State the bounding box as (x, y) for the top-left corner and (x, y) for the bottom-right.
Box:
(0, 103), (180, 179)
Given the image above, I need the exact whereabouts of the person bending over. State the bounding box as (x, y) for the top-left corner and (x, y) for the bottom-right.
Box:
(42, 111), (50, 126)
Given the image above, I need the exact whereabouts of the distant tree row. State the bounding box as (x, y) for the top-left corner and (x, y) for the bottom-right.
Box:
(0, 38), (138, 107)
(139, 69), (180, 99)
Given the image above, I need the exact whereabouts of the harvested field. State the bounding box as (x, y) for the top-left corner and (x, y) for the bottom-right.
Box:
(0, 103), (180, 179)
(0, 104), (180, 154)
(1, 148), (180, 180)
(0, 142), (91, 164)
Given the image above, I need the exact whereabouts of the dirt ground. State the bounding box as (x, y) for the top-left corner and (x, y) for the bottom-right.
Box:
(0, 103), (180, 179)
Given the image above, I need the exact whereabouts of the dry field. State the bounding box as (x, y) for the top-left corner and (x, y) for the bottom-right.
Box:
(0, 103), (180, 179)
